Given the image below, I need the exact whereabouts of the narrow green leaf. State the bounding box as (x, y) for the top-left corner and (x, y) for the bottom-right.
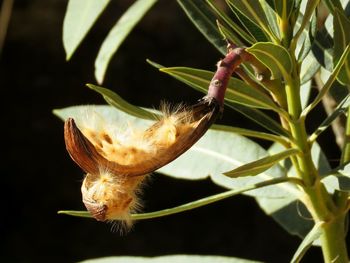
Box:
(226, 0), (278, 41)
(211, 124), (289, 146)
(258, 142), (330, 240)
(160, 67), (280, 111)
(58, 210), (91, 218)
(260, 0), (280, 39)
(300, 80), (312, 109)
(322, 0), (343, 14)
(309, 94), (350, 143)
(246, 42), (293, 80)
(177, 0), (226, 55)
(216, 22), (245, 46)
(302, 44), (350, 117)
(300, 49), (320, 84)
(79, 255), (261, 263)
(273, 0), (295, 19)
(226, 103), (289, 137)
(59, 177), (297, 221)
(63, 0), (110, 60)
(292, 0), (319, 44)
(224, 148), (299, 178)
(94, 0), (157, 84)
(226, 1), (269, 42)
(207, 0), (255, 44)
(291, 222), (323, 263)
(311, 27), (334, 72)
(147, 60), (288, 136)
(333, 8), (350, 85)
(86, 83), (158, 120)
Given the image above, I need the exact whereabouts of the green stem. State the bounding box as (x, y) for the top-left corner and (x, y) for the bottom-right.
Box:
(284, 54), (348, 262)
(341, 106), (350, 164)
(320, 214), (349, 263)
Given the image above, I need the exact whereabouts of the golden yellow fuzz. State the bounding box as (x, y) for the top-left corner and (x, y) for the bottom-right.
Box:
(64, 98), (219, 226)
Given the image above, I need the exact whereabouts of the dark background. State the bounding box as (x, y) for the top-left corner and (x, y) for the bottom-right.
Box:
(1, 0), (344, 262)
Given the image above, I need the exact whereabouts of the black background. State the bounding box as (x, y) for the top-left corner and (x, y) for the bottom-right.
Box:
(1, 0), (345, 262)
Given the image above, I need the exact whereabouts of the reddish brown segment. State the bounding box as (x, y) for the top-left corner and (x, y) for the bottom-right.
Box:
(64, 97), (220, 177)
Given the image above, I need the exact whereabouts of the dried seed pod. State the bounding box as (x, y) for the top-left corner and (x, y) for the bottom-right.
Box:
(64, 97), (220, 223)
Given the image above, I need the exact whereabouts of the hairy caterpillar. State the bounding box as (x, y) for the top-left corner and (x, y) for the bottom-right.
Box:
(64, 97), (220, 227)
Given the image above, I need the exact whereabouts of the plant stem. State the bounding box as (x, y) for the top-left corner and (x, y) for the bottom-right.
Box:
(320, 213), (349, 263)
(284, 54), (349, 262)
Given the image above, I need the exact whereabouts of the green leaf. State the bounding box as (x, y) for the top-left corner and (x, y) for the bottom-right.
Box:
(300, 80), (312, 109)
(159, 67), (280, 111)
(260, 0), (280, 39)
(226, 103), (289, 137)
(256, 196), (314, 239)
(322, 0), (343, 14)
(86, 83), (158, 120)
(292, 0), (319, 44)
(333, 8), (350, 85)
(147, 60), (288, 136)
(207, 0), (255, 44)
(309, 94), (350, 143)
(226, 1), (269, 42)
(79, 255), (261, 263)
(177, 0), (227, 55)
(94, 0), (157, 84)
(226, 0), (278, 42)
(300, 51), (320, 84)
(258, 142), (331, 240)
(63, 0), (110, 60)
(311, 29), (334, 72)
(273, 0), (295, 19)
(224, 148), (298, 178)
(291, 222), (323, 263)
(302, 43), (350, 117)
(246, 42), (293, 80)
(60, 177), (297, 221)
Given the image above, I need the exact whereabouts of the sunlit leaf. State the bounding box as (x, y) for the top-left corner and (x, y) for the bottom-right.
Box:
(87, 83), (158, 120)
(333, 8), (350, 85)
(309, 94), (350, 142)
(246, 42), (293, 80)
(224, 148), (298, 178)
(207, 0), (254, 44)
(177, 0), (226, 55)
(159, 67), (280, 111)
(260, 142), (331, 240)
(291, 222), (323, 263)
(63, 0), (110, 60)
(94, 0), (157, 84)
(300, 80), (312, 109)
(259, 0), (280, 39)
(302, 44), (350, 116)
(79, 255), (261, 263)
(300, 42), (320, 84)
(226, 1), (269, 42)
(147, 60), (288, 136)
(273, 0), (295, 19)
(226, 0), (277, 41)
